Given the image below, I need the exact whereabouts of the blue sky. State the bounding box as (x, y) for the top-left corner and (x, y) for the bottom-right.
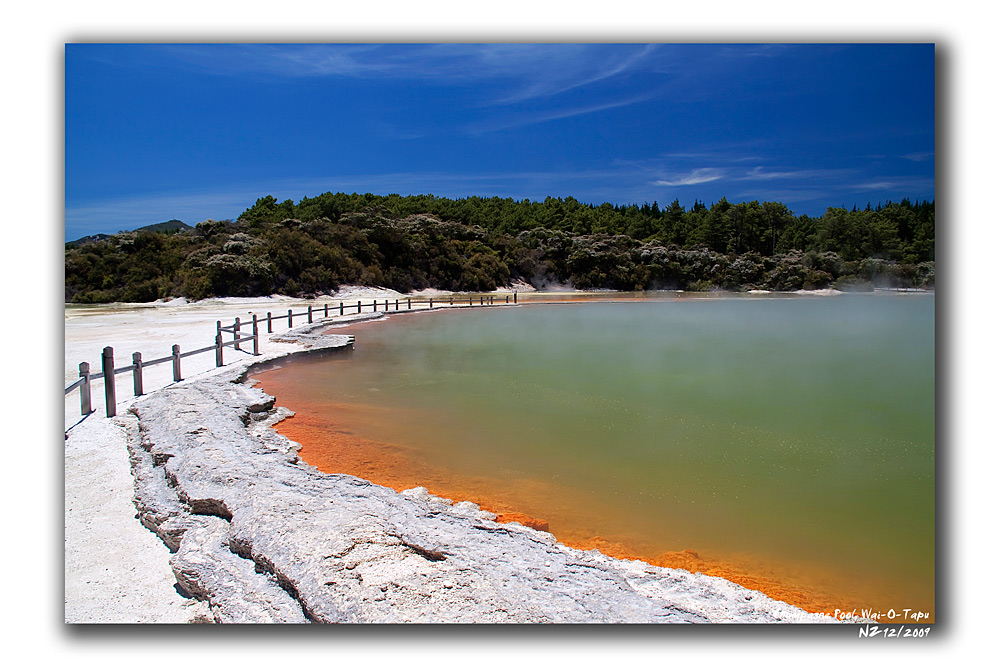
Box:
(64, 43), (935, 240)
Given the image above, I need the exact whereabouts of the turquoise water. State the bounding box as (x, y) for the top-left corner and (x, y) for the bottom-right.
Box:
(256, 293), (935, 614)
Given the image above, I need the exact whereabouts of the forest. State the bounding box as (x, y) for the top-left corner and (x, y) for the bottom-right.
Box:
(65, 192), (935, 303)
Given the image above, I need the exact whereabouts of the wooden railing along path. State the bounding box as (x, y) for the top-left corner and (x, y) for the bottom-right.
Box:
(65, 293), (517, 419)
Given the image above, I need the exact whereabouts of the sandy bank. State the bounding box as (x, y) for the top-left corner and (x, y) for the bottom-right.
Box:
(64, 289), (846, 624)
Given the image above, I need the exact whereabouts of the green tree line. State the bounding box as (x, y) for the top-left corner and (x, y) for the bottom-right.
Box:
(65, 192), (934, 303)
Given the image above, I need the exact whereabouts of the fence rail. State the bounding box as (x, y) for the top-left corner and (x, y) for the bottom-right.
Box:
(65, 293), (516, 420)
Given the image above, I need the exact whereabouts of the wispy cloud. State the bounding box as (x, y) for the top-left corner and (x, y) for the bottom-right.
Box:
(901, 151), (934, 162)
(491, 44), (658, 104)
(834, 175), (934, 199)
(661, 150), (763, 164)
(157, 43), (657, 106)
(159, 44), (424, 79)
(716, 44), (793, 60)
(739, 165), (858, 181)
(741, 166), (805, 181)
(465, 91), (659, 134)
(653, 168), (726, 187)
(856, 181), (895, 191)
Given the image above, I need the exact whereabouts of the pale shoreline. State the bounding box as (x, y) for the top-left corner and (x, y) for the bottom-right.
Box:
(64, 286), (868, 624)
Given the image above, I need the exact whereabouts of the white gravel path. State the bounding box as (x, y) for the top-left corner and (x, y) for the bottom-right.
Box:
(64, 412), (209, 622)
(63, 290), (413, 623)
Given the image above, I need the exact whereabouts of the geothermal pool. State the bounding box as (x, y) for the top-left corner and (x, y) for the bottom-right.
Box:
(252, 292), (935, 619)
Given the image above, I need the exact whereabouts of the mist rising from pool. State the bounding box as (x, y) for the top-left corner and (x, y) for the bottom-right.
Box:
(252, 293), (935, 618)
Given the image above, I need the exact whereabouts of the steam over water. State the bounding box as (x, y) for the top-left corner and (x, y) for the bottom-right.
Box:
(253, 293), (935, 618)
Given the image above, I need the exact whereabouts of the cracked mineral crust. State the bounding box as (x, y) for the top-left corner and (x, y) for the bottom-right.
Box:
(126, 335), (839, 624)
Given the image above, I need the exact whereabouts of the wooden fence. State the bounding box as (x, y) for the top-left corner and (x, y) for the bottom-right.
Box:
(65, 293), (516, 419)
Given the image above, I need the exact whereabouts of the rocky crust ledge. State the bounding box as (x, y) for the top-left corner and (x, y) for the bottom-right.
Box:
(124, 322), (839, 624)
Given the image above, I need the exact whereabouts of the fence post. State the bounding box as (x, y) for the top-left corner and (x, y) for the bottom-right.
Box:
(288, 309), (293, 328)
(372, 300), (377, 312)
(101, 346), (116, 418)
(252, 314), (260, 356)
(324, 303), (329, 317)
(234, 317), (241, 351)
(514, 291), (517, 304)
(358, 300), (361, 313)
(216, 332), (223, 367)
(132, 351), (143, 396)
(172, 344), (182, 382)
(79, 361), (92, 416)
(395, 299), (399, 310)
(407, 298), (411, 309)
(308, 305), (313, 323)
(267, 312), (273, 334)
(506, 295), (509, 304)
(429, 297), (433, 309)
(340, 302), (344, 316)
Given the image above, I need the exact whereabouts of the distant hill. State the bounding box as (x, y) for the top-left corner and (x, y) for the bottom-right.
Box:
(66, 219), (192, 247)
(65, 233), (112, 247)
(136, 219), (193, 234)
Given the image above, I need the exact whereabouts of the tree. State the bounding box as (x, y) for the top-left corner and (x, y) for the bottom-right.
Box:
(65, 191), (934, 302)
(238, 195), (280, 227)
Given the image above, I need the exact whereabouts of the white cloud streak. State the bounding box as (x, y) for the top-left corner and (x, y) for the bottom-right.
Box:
(739, 165), (859, 181)
(741, 166), (806, 180)
(465, 91), (659, 134)
(491, 44), (658, 104)
(159, 43), (658, 106)
(653, 168), (725, 186)
(856, 181), (895, 191)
